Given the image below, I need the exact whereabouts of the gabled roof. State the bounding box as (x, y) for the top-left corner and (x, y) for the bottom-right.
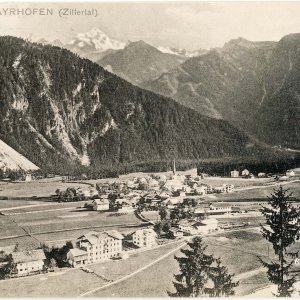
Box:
(106, 230), (124, 240)
(133, 228), (157, 236)
(11, 249), (46, 263)
(68, 248), (87, 257)
(79, 232), (99, 245)
(78, 230), (124, 244)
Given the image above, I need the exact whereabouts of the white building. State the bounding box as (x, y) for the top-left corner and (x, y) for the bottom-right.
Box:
(92, 198), (110, 211)
(132, 228), (157, 248)
(25, 174), (32, 182)
(76, 230), (124, 264)
(242, 169), (250, 177)
(67, 248), (88, 267)
(195, 185), (207, 195)
(11, 249), (46, 276)
(224, 184), (234, 193)
(116, 199), (135, 212)
(230, 170), (239, 178)
(178, 220), (199, 235)
(286, 170), (295, 177)
(209, 203), (232, 214)
(178, 219), (218, 235)
(258, 172), (267, 178)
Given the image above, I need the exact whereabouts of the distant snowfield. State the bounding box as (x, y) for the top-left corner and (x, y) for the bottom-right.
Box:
(0, 139), (39, 171)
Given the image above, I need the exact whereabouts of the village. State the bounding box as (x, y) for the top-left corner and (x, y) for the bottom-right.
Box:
(0, 161), (299, 282)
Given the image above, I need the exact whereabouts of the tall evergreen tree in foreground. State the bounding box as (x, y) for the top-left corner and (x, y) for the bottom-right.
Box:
(208, 257), (239, 297)
(260, 186), (299, 297)
(169, 236), (238, 297)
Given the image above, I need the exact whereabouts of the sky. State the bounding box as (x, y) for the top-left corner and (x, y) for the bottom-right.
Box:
(1, 2), (300, 50)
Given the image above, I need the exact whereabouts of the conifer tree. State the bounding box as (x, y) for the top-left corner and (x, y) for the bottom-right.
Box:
(208, 258), (239, 297)
(169, 237), (238, 297)
(169, 236), (214, 297)
(260, 186), (299, 297)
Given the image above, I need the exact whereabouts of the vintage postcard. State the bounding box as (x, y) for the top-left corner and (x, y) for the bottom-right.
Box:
(0, 1), (300, 297)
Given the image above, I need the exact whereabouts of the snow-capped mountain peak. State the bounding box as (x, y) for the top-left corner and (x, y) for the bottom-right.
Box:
(68, 27), (125, 52)
(157, 46), (208, 58)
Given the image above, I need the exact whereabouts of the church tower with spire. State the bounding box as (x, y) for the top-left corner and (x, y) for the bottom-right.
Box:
(172, 159), (177, 180)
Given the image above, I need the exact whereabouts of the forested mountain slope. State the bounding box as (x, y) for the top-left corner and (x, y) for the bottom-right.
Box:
(0, 36), (265, 173)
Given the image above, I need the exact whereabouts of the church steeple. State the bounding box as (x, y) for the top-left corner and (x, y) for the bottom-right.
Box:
(172, 159), (177, 180)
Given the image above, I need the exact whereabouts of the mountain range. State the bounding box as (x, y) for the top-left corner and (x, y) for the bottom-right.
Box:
(0, 36), (263, 174)
(97, 41), (186, 85)
(37, 28), (205, 61)
(37, 28), (206, 86)
(144, 35), (300, 150)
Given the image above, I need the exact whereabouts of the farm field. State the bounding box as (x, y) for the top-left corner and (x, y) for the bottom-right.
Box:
(208, 181), (300, 202)
(0, 267), (107, 297)
(0, 208), (146, 250)
(1, 201), (86, 213)
(0, 181), (92, 198)
(0, 199), (49, 209)
(201, 177), (273, 188)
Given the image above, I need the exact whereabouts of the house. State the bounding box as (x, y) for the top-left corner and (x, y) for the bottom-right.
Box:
(164, 179), (184, 192)
(178, 219), (218, 235)
(80, 189), (92, 198)
(194, 206), (208, 215)
(209, 203), (232, 214)
(258, 172), (267, 178)
(195, 203), (232, 216)
(178, 220), (199, 235)
(67, 248), (88, 267)
(132, 228), (157, 248)
(92, 198), (110, 211)
(116, 199), (135, 212)
(242, 169), (250, 177)
(206, 185), (213, 194)
(214, 186), (225, 194)
(11, 249), (46, 276)
(183, 185), (192, 193)
(230, 170), (239, 178)
(286, 170), (295, 177)
(194, 185), (207, 195)
(76, 230), (124, 264)
(25, 174), (32, 182)
(164, 197), (183, 209)
(279, 176), (289, 181)
(224, 184), (234, 193)
(158, 190), (171, 200)
(126, 180), (137, 189)
(148, 178), (160, 188)
(169, 229), (184, 239)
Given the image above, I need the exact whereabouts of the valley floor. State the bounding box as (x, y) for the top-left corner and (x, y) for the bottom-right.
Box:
(0, 169), (299, 297)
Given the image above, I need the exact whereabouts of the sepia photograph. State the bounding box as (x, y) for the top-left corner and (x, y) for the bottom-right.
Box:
(0, 1), (300, 297)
